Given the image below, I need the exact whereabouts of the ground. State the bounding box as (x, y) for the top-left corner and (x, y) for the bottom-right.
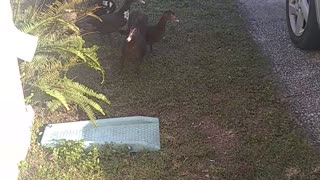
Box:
(19, 0), (320, 179)
(239, 0), (320, 146)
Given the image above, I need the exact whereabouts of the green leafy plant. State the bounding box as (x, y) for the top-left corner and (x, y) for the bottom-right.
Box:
(19, 140), (104, 179)
(51, 140), (101, 170)
(12, 0), (109, 121)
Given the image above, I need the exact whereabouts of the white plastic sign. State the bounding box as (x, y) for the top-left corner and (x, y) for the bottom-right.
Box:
(0, 1), (38, 179)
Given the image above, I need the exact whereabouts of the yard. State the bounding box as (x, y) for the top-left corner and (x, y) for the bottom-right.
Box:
(19, 0), (320, 179)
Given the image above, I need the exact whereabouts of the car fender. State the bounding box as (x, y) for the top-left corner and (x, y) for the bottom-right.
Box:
(315, 0), (320, 28)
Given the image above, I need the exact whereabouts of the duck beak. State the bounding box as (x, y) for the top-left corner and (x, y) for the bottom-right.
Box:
(139, 0), (145, 4)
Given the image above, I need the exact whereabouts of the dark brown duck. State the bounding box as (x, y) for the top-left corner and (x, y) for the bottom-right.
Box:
(99, 0), (145, 35)
(94, 0), (117, 16)
(75, 0), (116, 33)
(120, 13), (148, 73)
(145, 10), (179, 53)
(119, 10), (148, 35)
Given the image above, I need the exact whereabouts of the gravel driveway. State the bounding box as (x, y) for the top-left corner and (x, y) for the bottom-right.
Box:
(238, 0), (320, 146)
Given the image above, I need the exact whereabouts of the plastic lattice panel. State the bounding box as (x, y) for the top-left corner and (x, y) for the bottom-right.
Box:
(40, 116), (160, 152)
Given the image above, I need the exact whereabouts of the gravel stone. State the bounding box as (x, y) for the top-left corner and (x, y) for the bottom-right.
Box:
(238, 0), (320, 145)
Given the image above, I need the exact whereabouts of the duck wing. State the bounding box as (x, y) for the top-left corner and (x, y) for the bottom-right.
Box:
(146, 25), (164, 44)
(100, 13), (127, 33)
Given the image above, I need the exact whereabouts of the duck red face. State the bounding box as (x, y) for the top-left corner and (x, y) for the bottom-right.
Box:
(126, 28), (138, 42)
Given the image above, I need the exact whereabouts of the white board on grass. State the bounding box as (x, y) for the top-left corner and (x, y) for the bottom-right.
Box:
(40, 116), (160, 152)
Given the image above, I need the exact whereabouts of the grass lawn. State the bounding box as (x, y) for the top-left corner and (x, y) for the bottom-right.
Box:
(19, 0), (320, 179)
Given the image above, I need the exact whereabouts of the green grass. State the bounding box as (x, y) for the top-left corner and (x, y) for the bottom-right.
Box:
(19, 0), (320, 179)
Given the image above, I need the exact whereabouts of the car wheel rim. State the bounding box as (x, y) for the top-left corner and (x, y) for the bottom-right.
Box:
(288, 0), (310, 36)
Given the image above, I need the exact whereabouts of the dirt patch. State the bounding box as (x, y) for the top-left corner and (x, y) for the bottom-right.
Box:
(193, 115), (238, 164)
(34, 107), (81, 124)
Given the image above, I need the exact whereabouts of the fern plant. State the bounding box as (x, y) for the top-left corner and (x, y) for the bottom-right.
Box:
(12, 0), (110, 121)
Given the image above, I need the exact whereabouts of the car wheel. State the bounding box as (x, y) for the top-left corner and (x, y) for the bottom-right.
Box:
(286, 0), (320, 49)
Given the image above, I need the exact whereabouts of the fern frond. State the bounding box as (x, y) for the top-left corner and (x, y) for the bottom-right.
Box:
(83, 12), (102, 22)
(18, 15), (64, 34)
(12, 0), (22, 22)
(64, 78), (110, 104)
(17, 0), (109, 121)
(43, 89), (70, 110)
(56, 18), (80, 34)
(79, 104), (97, 124)
(36, 38), (105, 81)
(44, 0), (84, 15)
(47, 99), (63, 112)
(37, 71), (60, 85)
(68, 92), (105, 116)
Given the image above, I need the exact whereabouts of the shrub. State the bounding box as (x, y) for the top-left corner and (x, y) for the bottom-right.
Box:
(19, 140), (104, 179)
(12, 0), (109, 121)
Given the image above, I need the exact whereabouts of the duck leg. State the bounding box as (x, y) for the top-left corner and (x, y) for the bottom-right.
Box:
(134, 56), (145, 75)
(149, 44), (154, 54)
(134, 60), (142, 75)
(107, 33), (113, 46)
(120, 56), (125, 71)
(99, 33), (107, 46)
